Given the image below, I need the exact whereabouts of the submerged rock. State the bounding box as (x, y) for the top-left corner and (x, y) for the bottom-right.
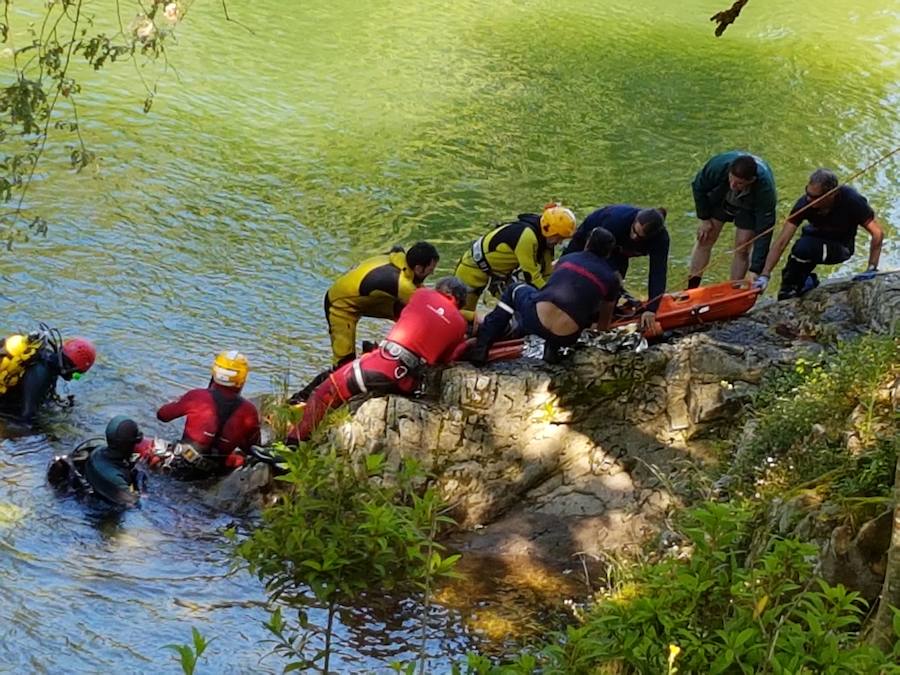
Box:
(203, 463), (273, 514)
(324, 274), (899, 564)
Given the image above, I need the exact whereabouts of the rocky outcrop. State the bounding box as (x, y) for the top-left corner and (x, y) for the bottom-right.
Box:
(326, 275), (899, 564)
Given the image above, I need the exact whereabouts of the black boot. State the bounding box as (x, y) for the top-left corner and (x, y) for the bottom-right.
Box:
(289, 368), (331, 404)
(777, 285), (800, 301)
(467, 341), (491, 367)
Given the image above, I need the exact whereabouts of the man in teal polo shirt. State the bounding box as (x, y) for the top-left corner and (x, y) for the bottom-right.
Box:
(687, 151), (777, 288)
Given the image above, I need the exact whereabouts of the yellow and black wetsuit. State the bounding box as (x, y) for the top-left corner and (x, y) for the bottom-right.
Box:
(325, 250), (420, 366)
(453, 213), (554, 319)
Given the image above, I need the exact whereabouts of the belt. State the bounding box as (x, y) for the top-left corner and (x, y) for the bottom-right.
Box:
(379, 340), (427, 372)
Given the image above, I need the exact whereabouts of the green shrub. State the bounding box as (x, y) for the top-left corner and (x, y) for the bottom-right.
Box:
(235, 442), (458, 673)
(165, 628), (211, 675)
(735, 333), (899, 492)
(522, 502), (900, 674)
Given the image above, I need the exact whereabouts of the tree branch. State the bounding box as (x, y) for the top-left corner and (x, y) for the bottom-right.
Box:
(710, 0), (750, 37)
(867, 446), (900, 651)
(221, 0), (255, 35)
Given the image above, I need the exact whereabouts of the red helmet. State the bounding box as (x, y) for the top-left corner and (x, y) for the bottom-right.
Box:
(62, 337), (96, 374)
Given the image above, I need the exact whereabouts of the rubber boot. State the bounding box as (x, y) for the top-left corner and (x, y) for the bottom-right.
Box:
(289, 368), (331, 404)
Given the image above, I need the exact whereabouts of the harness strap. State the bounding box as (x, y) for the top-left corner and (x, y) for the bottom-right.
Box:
(379, 340), (427, 371)
(470, 236), (493, 276)
(208, 387), (244, 454)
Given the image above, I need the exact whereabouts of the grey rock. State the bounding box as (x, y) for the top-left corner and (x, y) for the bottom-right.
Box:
(203, 463), (273, 514)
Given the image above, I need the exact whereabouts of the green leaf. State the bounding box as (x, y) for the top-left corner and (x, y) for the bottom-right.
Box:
(366, 453), (385, 474)
(191, 627), (209, 657)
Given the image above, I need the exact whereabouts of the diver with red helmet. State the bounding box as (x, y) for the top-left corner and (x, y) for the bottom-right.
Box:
(0, 324), (96, 426)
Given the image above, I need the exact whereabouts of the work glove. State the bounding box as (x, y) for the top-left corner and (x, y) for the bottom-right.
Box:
(853, 266), (878, 282)
(752, 275), (769, 291)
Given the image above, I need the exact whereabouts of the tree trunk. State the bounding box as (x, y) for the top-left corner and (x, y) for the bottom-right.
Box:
(868, 451), (900, 651)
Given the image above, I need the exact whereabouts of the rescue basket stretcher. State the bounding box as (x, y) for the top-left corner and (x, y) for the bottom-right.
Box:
(449, 337), (525, 363)
(611, 280), (762, 334)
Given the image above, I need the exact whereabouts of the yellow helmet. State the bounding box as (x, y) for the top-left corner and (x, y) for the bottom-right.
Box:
(540, 204), (577, 239)
(211, 350), (249, 389)
(4, 335), (29, 358)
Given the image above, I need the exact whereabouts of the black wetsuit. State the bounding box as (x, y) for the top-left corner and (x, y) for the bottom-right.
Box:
(0, 347), (62, 424)
(564, 205), (669, 312)
(84, 446), (142, 507)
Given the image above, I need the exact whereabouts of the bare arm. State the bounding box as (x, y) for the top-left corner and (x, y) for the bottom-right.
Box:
(760, 221), (799, 277)
(862, 218), (884, 270)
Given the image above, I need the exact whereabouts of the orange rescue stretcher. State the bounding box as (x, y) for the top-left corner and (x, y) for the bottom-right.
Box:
(611, 280), (762, 335)
(449, 337), (525, 363)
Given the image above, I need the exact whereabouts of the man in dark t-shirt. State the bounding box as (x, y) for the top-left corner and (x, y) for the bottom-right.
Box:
(755, 168), (884, 300)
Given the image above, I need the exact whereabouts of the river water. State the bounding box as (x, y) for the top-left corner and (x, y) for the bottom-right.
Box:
(1, 0), (898, 671)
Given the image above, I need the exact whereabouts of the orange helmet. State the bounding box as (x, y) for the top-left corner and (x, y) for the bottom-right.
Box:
(211, 350), (249, 389)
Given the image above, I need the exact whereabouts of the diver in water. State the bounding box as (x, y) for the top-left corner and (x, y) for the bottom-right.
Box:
(47, 416), (146, 508)
(153, 350), (261, 479)
(0, 326), (95, 426)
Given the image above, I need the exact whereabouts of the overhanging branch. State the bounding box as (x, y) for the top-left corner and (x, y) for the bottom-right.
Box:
(710, 0), (750, 37)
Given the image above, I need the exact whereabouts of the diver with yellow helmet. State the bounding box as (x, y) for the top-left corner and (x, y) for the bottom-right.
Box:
(452, 203), (578, 320)
(153, 350), (261, 479)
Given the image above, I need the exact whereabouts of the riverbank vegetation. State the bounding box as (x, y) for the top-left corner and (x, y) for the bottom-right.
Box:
(234, 434), (460, 673)
(462, 332), (900, 673)
(217, 332), (899, 673)
(0, 0), (190, 245)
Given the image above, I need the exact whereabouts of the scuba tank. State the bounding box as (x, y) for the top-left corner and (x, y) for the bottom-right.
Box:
(47, 439), (102, 496)
(0, 332), (46, 395)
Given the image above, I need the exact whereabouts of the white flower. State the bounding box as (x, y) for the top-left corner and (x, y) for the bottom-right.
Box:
(132, 16), (156, 42)
(163, 2), (180, 22)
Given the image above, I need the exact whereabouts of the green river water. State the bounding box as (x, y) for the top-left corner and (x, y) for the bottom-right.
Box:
(1, 0), (898, 671)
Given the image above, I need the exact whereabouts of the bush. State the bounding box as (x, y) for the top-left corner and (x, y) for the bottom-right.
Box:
(734, 333), (899, 494)
(524, 502), (900, 674)
(234, 442), (458, 673)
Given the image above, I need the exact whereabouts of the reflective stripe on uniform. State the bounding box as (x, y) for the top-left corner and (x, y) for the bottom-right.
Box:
(352, 360), (368, 394)
(471, 236), (492, 276)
